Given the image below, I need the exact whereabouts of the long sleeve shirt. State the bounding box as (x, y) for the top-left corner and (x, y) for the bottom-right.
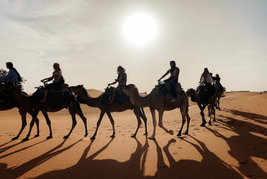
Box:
(0, 69), (19, 82)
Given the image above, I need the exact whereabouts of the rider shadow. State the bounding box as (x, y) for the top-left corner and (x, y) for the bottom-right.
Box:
(225, 108), (267, 125)
(0, 139), (82, 179)
(34, 137), (149, 179)
(152, 136), (243, 179)
(207, 115), (267, 179)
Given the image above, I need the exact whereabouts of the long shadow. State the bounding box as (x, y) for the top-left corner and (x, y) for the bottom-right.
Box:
(0, 139), (82, 179)
(0, 139), (46, 158)
(152, 136), (243, 179)
(207, 115), (267, 179)
(226, 108), (267, 125)
(35, 137), (149, 179)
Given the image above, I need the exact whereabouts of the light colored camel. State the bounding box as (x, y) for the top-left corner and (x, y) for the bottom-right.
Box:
(0, 84), (88, 142)
(122, 84), (190, 140)
(186, 88), (216, 126)
(0, 84), (39, 140)
(68, 85), (147, 140)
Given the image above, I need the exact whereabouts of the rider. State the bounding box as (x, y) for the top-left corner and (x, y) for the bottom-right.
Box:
(0, 62), (22, 101)
(40, 63), (65, 103)
(108, 66), (127, 104)
(214, 74), (224, 91)
(0, 62), (22, 84)
(199, 68), (215, 97)
(158, 61), (180, 102)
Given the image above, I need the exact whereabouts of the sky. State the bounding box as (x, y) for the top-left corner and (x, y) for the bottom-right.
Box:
(0, 0), (267, 94)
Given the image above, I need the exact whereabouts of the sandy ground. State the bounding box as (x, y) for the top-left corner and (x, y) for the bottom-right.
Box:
(0, 90), (267, 179)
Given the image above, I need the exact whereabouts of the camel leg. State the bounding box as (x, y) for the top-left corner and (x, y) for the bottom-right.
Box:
(184, 111), (191, 135)
(199, 104), (207, 127)
(41, 111), (53, 139)
(148, 108), (157, 140)
(139, 107), (148, 135)
(91, 110), (106, 140)
(34, 117), (40, 138)
(106, 112), (115, 138)
(22, 110), (40, 142)
(63, 107), (77, 139)
(158, 109), (174, 135)
(177, 108), (187, 137)
(132, 107), (142, 138)
(75, 102), (88, 137)
(12, 109), (27, 140)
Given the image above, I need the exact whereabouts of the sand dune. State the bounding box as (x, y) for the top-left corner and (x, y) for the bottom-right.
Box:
(0, 91), (267, 178)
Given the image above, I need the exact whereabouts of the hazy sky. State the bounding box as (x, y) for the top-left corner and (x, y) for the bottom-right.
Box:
(1, 0), (267, 93)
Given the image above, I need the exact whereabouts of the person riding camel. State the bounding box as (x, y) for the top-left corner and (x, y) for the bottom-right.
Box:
(108, 66), (127, 104)
(0, 62), (22, 84)
(40, 63), (65, 103)
(199, 68), (215, 97)
(158, 61), (180, 102)
(214, 74), (224, 91)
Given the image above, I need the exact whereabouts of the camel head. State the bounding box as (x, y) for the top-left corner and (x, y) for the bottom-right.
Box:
(122, 84), (139, 98)
(186, 88), (196, 97)
(68, 85), (84, 95)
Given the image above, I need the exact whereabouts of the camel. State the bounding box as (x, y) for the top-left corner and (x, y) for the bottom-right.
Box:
(122, 83), (191, 140)
(186, 87), (216, 126)
(68, 85), (148, 140)
(0, 84), (39, 140)
(0, 83), (88, 142)
(214, 85), (225, 110)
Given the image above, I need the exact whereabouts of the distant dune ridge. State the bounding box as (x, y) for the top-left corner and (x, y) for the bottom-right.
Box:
(0, 91), (267, 179)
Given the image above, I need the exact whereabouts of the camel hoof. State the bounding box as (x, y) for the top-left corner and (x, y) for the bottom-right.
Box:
(144, 132), (148, 136)
(110, 135), (115, 138)
(131, 135), (136, 138)
(183, 131), (189, 135)
(63, 135), (69, 139)
(169, 130), (174, 135)
(34, 134), (39, 138)
(200, 124), (206, 127)
(177, 132), (182, 137)
(208, 122), (212, 126)
(90, 136), (96, 140)
(148, 136), (155, 140)
(46, 136), (53, 139)
(21, 138), (29, 142)
(12, 137), (19, 140)
(84, 133), (88, 137)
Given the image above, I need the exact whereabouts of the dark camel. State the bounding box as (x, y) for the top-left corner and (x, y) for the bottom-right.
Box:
(122, 84), (191, 140)
(0, 83), (88, 141)
(214, 85), (225, 110)
(186, 87), (216, 126)
(68, 85), (148, 140)
(0, 84), (39, 140)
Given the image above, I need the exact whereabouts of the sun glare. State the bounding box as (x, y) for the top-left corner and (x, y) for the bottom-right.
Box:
(123, 13), (157, 45)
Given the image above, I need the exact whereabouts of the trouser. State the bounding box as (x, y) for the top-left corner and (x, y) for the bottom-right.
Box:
(164, 77), (178, 98)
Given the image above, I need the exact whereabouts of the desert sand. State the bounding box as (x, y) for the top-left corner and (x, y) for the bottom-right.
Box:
(0, 90), (267, 179)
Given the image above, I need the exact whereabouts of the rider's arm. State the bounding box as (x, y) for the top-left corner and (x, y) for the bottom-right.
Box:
(158, 70), (170, 81)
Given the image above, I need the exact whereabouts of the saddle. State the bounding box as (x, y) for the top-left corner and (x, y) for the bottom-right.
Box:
(158, 82), (183, 95)
(32, 83), (73, 104)
(100, 86), (129, 105)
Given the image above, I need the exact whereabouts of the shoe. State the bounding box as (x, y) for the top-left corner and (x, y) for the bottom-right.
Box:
(170, 98), (176, 102)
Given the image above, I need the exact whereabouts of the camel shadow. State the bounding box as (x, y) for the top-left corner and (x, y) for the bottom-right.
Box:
(152, 136), (243, 179)
(0, 139), (82, 179)
(225, 109), (267, 125)
(0, 139), (46, 159)
(34, 137), (149, 179)
(206, 115), (267, 179)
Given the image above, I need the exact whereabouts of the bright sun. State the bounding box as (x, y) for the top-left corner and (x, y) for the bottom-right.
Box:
(123, 13), (157, 45)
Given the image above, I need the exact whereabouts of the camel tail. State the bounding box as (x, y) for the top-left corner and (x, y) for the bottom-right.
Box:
(141, 107), (146, 118)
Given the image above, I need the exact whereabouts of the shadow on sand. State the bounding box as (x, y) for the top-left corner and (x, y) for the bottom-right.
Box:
(207, 109), (267, 179)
